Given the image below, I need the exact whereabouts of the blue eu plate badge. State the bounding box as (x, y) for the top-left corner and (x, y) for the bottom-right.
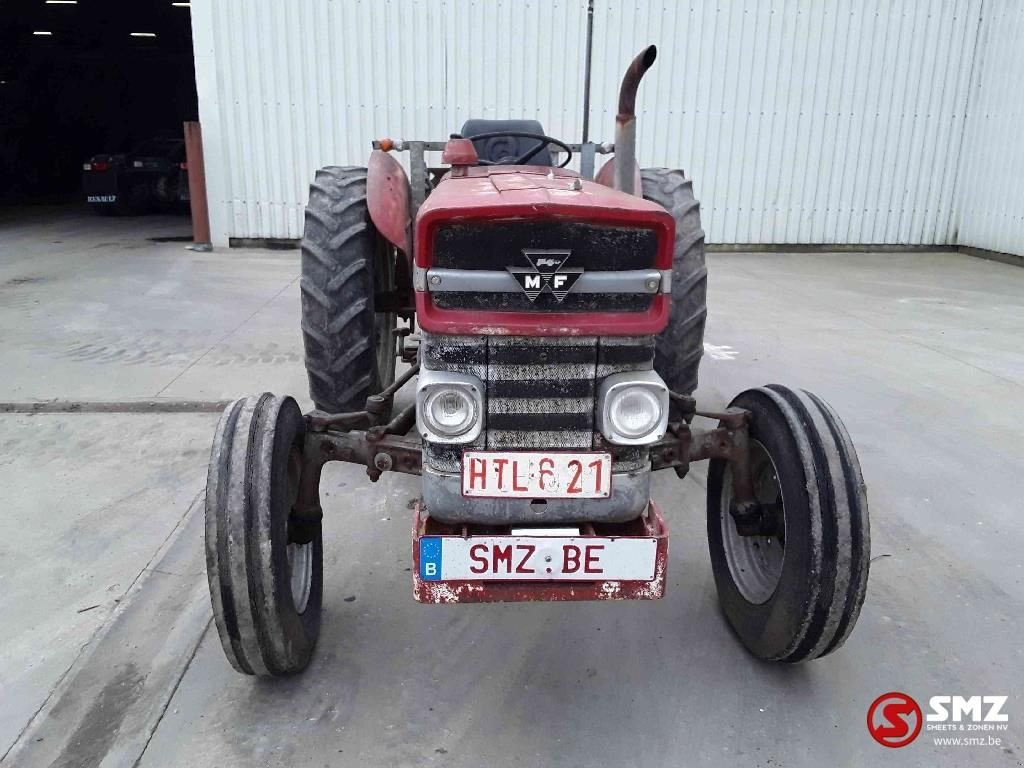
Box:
(419, 537), (442, 581)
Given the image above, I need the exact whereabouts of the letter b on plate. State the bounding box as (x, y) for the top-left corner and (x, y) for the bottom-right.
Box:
(420, 538), (442, 581)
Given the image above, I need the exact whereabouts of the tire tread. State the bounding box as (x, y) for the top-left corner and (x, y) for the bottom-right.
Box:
(641, 168), (708, 397)
(765, 385), (846, 662)
(301, 166), (382, 412)
(205, 397), (253, 675)
(807, 391), (871, 655)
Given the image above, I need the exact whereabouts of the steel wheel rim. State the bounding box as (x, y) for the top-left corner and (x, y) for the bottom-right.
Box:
(720, 439), (786, 604)
(287, 542), (313, 614)
(285, 445), (313, 614)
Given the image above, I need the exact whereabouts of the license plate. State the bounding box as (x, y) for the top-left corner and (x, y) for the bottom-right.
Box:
(462, 451), (611, 499)
(419, 535), (657, 581)
(87, 195), (117, 203)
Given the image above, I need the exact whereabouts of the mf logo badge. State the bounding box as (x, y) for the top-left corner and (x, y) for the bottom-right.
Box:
(508, 249), (583, 302)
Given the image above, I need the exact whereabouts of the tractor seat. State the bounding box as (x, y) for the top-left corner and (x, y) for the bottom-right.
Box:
(459, 119), (553, 167)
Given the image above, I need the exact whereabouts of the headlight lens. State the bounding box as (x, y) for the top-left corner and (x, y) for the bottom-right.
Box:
(416, 369), (485, 444)
(608, 387), (662, 439)
(597, 370), (670, 445)
(424, 388), (477, 437)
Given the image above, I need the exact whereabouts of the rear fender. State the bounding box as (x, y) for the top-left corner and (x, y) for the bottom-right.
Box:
(595, 156), (642, 196)
(367, 149), (412, 257)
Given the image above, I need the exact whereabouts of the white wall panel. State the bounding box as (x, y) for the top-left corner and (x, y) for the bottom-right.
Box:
(587, 0), (981, 245)
(193, 0), (587, 245)
(192, 0), (994, 249)
(954, 0), (1024, 256)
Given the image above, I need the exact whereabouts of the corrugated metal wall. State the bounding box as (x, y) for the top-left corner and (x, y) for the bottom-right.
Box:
(191, 0), (589, 245)
(192, 0), (1008, 252)
(954, 0), (1024, 255)
(588, 0), (981, 246)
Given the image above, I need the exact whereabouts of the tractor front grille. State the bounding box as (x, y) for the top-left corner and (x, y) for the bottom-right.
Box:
(420, 333), (654, 473)
(429, 220), (659, 313)
(486, 336), (597, 449)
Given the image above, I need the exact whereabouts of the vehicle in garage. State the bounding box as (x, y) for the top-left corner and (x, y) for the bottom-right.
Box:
(82, 136), (188, 214)
(204, 46), (870, 676)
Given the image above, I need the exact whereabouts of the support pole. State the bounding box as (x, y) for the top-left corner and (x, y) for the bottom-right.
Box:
(581, 0), (595, 144)
(183, 121), (212, 252)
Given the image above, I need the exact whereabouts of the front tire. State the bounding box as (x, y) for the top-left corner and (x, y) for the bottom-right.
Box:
(205, 394), (323, 675)
(707, 385), (870, 662)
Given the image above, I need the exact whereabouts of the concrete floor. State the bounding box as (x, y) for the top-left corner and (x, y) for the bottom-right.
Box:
(1, 209), (1022, 767)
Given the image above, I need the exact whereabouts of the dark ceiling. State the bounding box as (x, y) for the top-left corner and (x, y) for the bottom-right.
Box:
(0, 0), (198, 202)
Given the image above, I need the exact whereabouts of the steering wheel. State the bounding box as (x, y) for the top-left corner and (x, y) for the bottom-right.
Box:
(461, 131), (573, 168)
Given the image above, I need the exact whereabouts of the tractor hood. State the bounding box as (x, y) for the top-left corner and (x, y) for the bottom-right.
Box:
(413, 166), (675, 337)
(414, 165), (674, 270)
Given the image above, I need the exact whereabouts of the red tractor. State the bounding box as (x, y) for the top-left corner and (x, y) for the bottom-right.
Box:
(204, 46), (869, 676)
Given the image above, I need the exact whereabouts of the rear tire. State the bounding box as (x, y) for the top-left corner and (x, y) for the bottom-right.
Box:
(205, 394), (323, 675)
(706, 385), (870, 662)
(301, 166), (397, 413)
(641, 168), (707, 399)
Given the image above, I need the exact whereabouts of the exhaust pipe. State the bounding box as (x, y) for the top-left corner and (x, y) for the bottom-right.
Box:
(614, 45), (657, 196)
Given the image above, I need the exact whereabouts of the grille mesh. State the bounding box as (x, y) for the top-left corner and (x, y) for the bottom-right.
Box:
(486, 336), (596, 449)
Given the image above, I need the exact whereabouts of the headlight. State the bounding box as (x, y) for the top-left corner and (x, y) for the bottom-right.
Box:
(416, 369), (484, 444)
(425, 389), (476, 435)
(597, 370), (669, 445)
(609, 387), (662, 438)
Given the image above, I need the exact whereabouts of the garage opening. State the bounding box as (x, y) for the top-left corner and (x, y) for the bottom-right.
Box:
(0, 0), (197, 221)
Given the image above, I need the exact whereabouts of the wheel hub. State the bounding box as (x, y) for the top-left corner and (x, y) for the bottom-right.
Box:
(720, 439), (786, 604)
(286, 445), (314, 614)
(287, 542), (313, 614)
